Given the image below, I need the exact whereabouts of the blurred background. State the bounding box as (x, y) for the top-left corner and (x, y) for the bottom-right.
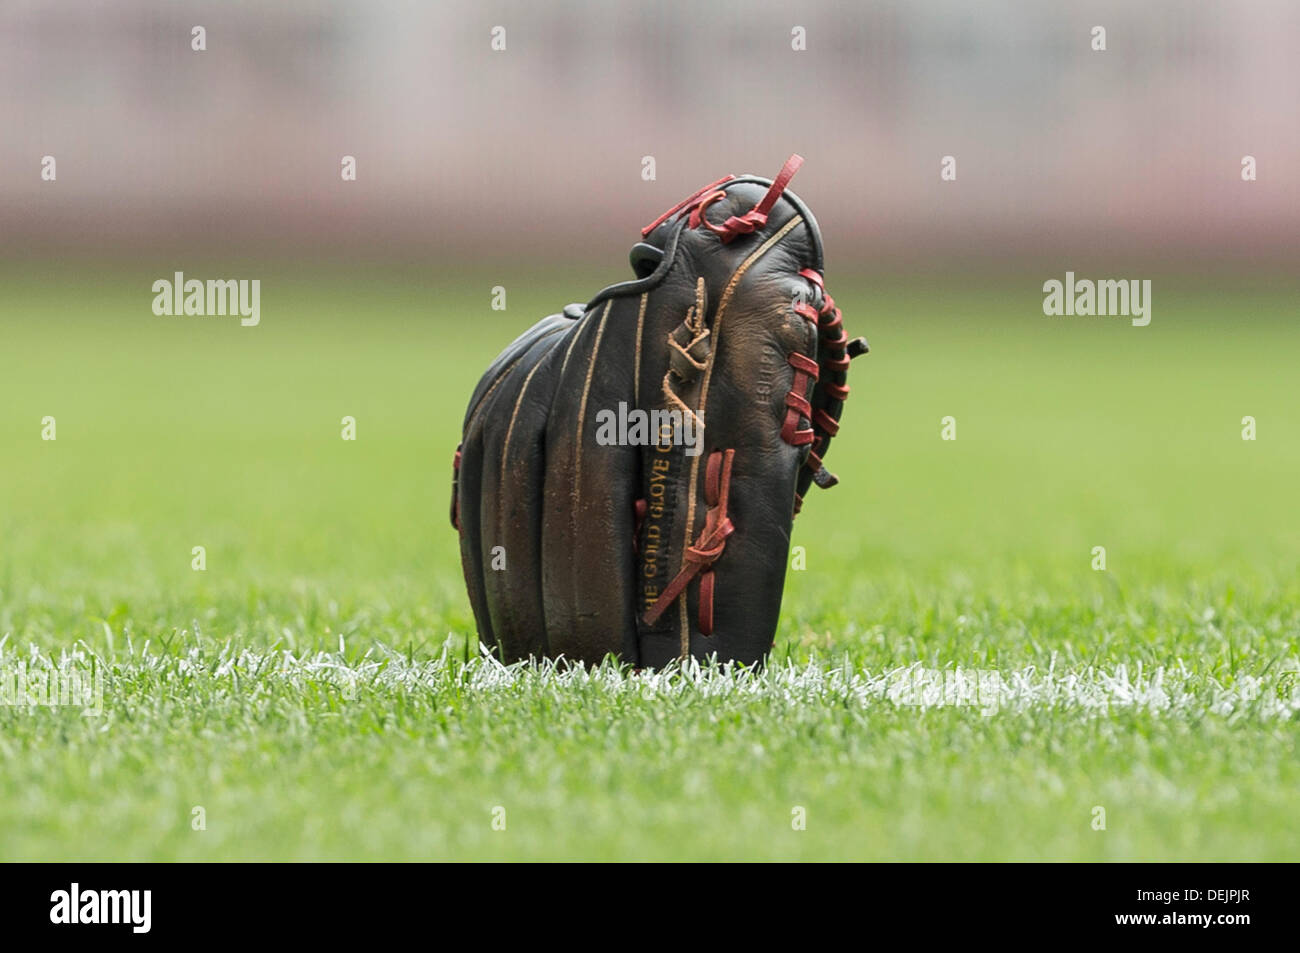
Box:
(2, 0), (1297, 271)
(0, 0), (1295, 625)
(1, 0), (1297, 864)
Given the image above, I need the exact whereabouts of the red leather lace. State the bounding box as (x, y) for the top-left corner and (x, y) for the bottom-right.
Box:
(643, 448), (735, 634)
(641, 155), (805, 244)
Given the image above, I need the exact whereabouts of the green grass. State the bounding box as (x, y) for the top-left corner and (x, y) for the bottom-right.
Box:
(1, 266), (1297, 860)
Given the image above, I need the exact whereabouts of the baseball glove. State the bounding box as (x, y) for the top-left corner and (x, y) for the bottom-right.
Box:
(451, 155), (867, 667)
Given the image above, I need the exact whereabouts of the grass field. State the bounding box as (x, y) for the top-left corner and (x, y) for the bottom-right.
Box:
(1, 265), (1297, 861)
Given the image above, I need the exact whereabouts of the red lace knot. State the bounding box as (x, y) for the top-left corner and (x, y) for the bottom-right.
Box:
(685, 518), (734, 566)
(686, 190), (727, 230)
(642, 449), (736, 635)
(643, 155), (805, 245)
(642, 176), (735, 237)
(708, 209), (769, 243)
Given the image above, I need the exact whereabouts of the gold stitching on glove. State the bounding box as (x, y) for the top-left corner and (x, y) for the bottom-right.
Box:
(661, 277), (710, 429)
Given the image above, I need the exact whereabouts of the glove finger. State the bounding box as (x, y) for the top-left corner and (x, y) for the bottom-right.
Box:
(458, 317), (569, 660)
(454, 424), (495, 656)
(542, 301), (640, 666)
(477, 325), (570, 661)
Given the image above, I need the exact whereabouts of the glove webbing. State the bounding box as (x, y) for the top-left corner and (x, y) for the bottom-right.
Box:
(642, 448), (735, 634)
(790, 267), (868, 515)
